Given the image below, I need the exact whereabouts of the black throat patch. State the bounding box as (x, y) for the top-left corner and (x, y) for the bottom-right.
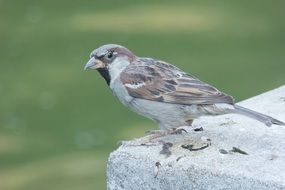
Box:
(97, 68), (111, 86)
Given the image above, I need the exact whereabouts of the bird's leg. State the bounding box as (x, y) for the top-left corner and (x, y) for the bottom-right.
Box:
(169, 120), (193, 134)
(185, 119), (193, 126)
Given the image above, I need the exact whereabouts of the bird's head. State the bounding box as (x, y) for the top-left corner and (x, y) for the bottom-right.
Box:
(84, 44), (135, 85)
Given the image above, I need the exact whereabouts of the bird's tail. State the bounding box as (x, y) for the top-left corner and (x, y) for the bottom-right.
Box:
(233, 104), (285, 127)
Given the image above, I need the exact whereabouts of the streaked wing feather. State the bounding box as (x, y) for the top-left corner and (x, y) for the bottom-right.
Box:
(120, 58), (234, 105)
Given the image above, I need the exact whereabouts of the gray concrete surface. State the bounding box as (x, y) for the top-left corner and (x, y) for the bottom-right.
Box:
(107, 86), (285, 190)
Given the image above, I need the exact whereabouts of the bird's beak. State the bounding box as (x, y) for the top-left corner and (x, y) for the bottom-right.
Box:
(84, 57), (106, 70)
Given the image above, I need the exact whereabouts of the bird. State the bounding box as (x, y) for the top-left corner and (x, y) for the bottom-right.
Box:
(84, 44), (285, 132)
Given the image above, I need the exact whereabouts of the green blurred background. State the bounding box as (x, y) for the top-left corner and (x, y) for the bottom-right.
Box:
(0, 0), (285, 189)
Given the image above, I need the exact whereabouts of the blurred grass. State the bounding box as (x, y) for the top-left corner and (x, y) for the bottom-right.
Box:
(0, 0), (285, 189)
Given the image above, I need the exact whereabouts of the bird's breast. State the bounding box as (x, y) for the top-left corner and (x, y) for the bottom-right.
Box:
(110, 77), (134, 106)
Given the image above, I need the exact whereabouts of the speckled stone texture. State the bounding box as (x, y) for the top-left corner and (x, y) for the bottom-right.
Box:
(107, 86), (285, 190)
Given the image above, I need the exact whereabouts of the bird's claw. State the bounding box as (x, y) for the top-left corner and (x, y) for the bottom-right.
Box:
(170, 127), (188, 134)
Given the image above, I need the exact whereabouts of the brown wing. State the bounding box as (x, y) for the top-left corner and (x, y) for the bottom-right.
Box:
(120, 58), (235, 105)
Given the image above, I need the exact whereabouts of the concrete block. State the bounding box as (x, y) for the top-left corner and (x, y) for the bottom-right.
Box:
(107, 86), (285, 190)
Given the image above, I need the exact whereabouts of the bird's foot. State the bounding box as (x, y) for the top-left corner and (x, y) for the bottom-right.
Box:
(145, 129), (165, 135)
(170, 127), (188, 135)
(147, 131), (169, 140)
(146, 127), (188, 141)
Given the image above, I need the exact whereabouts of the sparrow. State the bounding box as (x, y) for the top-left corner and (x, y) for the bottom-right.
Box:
(84, 44), (284, 131)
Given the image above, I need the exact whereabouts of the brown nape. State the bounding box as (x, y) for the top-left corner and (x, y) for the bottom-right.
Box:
(113, 47), (136, 62)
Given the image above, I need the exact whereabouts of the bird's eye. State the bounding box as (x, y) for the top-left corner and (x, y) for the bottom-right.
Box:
(107, 51), (113, 59)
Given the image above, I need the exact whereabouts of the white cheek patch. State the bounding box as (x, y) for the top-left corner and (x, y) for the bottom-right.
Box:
(125, 82), (145, 89)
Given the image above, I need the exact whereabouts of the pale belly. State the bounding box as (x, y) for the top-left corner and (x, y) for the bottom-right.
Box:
(110, 77), (233, 130)
(110, 78), (201, 129)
